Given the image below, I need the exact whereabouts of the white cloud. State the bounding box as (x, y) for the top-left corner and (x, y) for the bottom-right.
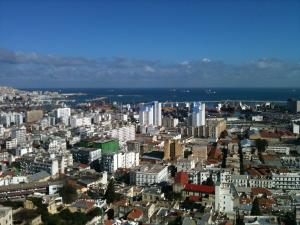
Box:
(144, 65), (155, 73)
(0, 48), (300, 88)
(202, 58), (211, 63)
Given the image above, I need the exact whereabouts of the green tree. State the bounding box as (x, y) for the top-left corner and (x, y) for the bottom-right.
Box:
(251, 197), (261, 216)
(104, 179), (116, 204)
(59, 184), (78, 204)
(256, 139), (268, 153)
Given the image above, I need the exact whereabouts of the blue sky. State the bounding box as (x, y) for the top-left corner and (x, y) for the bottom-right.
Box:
(0, 0), (300, 87)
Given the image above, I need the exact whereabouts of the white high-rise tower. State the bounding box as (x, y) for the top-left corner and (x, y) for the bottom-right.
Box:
(192, 102), (205, 126)
(139, 101), (162, 126)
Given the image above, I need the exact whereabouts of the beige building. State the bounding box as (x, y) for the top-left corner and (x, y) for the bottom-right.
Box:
(163, 139), (183, 161)
(0, 207), (12, 225)
(191, 144), (208, 161)
(206, 118), (226, 139)
(26, 110), (43, 123)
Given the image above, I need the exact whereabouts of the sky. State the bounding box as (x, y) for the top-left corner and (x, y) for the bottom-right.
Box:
(0, 0), (300, 88)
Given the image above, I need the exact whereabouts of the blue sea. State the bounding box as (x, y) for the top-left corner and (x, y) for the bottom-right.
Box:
(24, 88), (300, 104)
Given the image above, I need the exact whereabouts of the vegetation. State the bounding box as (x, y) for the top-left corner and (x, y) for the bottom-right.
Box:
(0, 200), (23, 209)
(59, 184), (78, 204)
(250, 197), (261, 216)
(104, 178), (117, 204)
(202, 175), (214, 186)
(28, 197), (102, 225)
(279, 211), (296, 225)
(256, 139), (268, 153)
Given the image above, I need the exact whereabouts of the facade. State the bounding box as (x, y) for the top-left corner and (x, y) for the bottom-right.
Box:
(191, 144), (208, 161)
(70, 115), (91, 128)
(139, 101), (162, 127)
(101, 151), (139, 173)
(130, 164), (168, 186)
(127, 140), (141, 153)
(293, 122), (300, 134)
(5, 138), (17, 150)
(266, 145), (290, 155)
(162, 117), (179, 128)
(287, 99), (300, 113)
(71, 147), (102, 164)
(55, 107), (71, 125)
(26, 110), (43, 123)
(215, 182), (239, 214)
(192, 102), (206, 127)
(46, 137), (67, 153)
(163, 139), (183, 161)
(79, 139), (119, 154)
(0, 207), (13, 225)
(272, 172), (300, 190)
(18, 156), (60, 176)
(176, 158), (195, 172)
(107, 125), (135, 144)
(0, 112), (23, 127)
(206, 118), (227, 139)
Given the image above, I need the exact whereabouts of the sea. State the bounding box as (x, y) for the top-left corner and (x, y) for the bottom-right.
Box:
(23, 88), (300, 104)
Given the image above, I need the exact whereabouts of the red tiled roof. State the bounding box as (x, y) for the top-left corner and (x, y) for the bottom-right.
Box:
(175, 172), (189, 185)
(184, 184), (215, 194)
(240, 197), (252, 204)
(251, 188), (272, 197)
(104, 220), (113, 225)
(127, 208), (144, 220)
(188, 196), (201, 202)
(208, 148), (222, 161)
(79, 163), (89, 168)
(71, 199), (95, 210)
(260, 130), (294, 139)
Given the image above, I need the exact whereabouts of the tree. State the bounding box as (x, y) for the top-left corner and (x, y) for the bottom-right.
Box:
(279, 211), (296, 225)
(236, 213), (245, 225)
(104, 179), (117, 204)
(256, 139), (268, 153)
(107, 208), (114, 220)
(251, 197), (261, 216)
(202, 175), (214, 186)
(219, 130), (228, 139)
(59, 184), (78, 204)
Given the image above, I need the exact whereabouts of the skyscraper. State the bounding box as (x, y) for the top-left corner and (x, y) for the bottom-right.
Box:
(192, 102), (206, 127)
(139, 101), (162, 127)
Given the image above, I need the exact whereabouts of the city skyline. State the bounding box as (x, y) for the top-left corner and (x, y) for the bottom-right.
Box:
(0, 0), (300, 87)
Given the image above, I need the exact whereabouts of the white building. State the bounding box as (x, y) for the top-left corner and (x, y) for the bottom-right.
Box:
(93, 113), (111, 124)
(101, 151), (139, 173)
(107, 125), (135, 144)
(272, 172), (300, 190)
(0, 175), (28, 186)
(0, 112), (23, 127)
(56, 107), (71, 125)
(176, 158), (195, 172)
(188, 169), (218, 185)
(192, 102), (206, 127)
(130, 164), (168, 186)
(6, 138), (17, 150)
(266, 145), (290, 155)
(139, 101), (162, 127)
(70, 115), (92, 128)
(215, 182), (239, 214)
(47, 137), (67, 153)
(16, 146), (33, 156)
(56, 107), (71, 118)
(293, 123), (300, 134)
(162, 117), (179, 128)
(0, 207), (13, 225)
(20, 156), (60, 177)
(252, 115), (263, 122)
(11, 126), (27, 145)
